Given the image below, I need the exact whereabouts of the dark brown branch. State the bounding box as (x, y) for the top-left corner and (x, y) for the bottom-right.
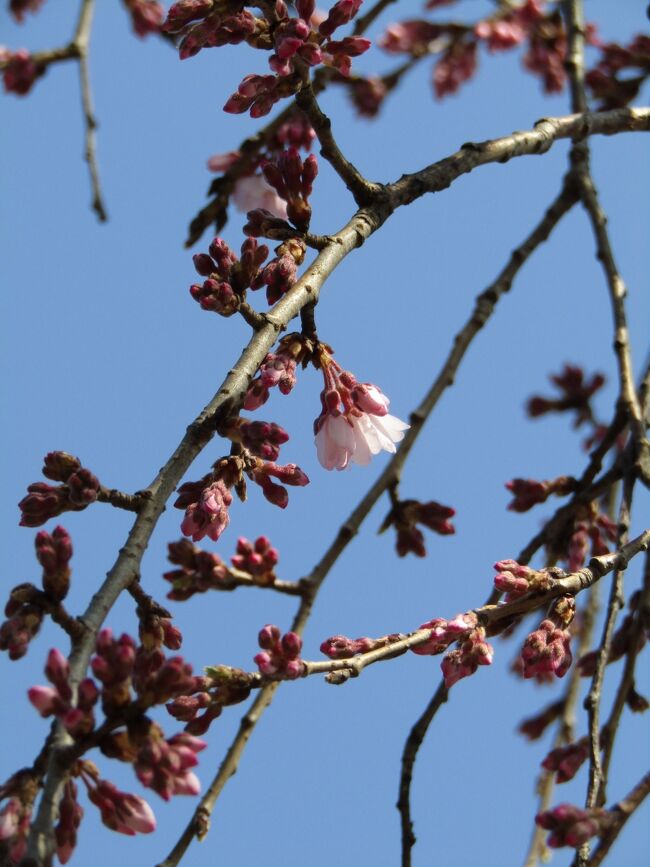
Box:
(96, 486), (142, 512)
(295, 78), (382, 205)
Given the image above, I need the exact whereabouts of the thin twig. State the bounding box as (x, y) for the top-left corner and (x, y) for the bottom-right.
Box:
(74, 0), (107, 222)
(352, 0), (398, 36)
(599, 551), (650, 787)
(295, 78), (382, 205)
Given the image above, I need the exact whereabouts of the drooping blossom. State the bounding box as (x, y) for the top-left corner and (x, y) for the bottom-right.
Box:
(232, 174), (288, 220)
(313, 350), (409, 470)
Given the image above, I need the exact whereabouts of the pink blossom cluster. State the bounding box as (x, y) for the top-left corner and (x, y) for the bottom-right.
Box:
(18, 451), (100, 527)
(166, 664), (253, 735)
(313, 350), (409, 470)
(320, 633), (402, 659)
(28, 648), (98, 737)
(176, 478), (233, 543)
(231, 535), (279, 586)
(381, 498), (455, 558)
(346, 75), (388, 117)
(587, 35), (650, 109)
(54, 779), (83, 864)
(541, 739), (589, 783)
(133, 725), (206, 800)
(244, 334), (306, 410)
(527, 364), (605, 428)
(520, 600), (574, 680)
(255, 624), (305, 679)
(474, 0), (545, 54)
(433, 40), (477, 99)
(565, 506), (617, 572)
(411, 612), (494, 688)
(379, 20), (447, 56)
(124, 0), (164, 37)
(493, 558), (552, 601)
(234, 419), (290, 461)
(0, 794), (32, 864)
(78, 761), (156, 836)
(535, 803), (612, 849)
(190, 235), (270, 316)
(165, 0), (369, 118)
(505, 475), (574, 513)
(1, 48), (45, 96)
(164, 538), (230, 600)
(1, 525), (74, 659)
(257, 147), (318, 232)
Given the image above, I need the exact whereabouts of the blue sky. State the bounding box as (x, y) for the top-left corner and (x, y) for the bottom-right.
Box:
(2, 1), (649, 865)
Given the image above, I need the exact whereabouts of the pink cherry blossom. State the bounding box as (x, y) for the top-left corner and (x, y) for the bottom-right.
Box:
(232, 174), (288, 220)
(315, 408), (408, 470)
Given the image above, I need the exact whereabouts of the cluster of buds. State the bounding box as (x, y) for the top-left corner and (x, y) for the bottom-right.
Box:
(0, 772), (35, 865)
(255, 624), (305, 679)
(164, 539), (230, 600)
(271, 110), (316, 152)
(320, 632), (402, 659)
(379, 498), (455, 557)
(474, 0), (544, 54)
(346, 75), (388, 118)
(1, 48), (45, 96)
(493, 559), (553, 601)
(136, 605), (183, 655)
(578, 590), (647, 676)
(168, 664), (254, 735)
(175, 476), (233, 543)
(535, 803), (613, 848)
(505, 475), (575, 513)
(166, 0), (368, 117)
(313, 347), (409, 470)
(227, 418), (290, 461)
(1, 525), (73, 659)
(245, 333), (314, 410)
(519, 596), (575, 680)
(0, 799), (32, 863)
(18, 451), (100, 527)
(9, 0), (46, 22)
(587, 35), (650, 109)
(541, 738), (589, 783)
(176, 454), (309, 543)
(190, 235), (269, 316)
(124, 0), (165, 37)
(253, 149), (318, 233)
(379, 20), (450, 56)
(226, 1), (369, 116)
(256, 237), (307, 304)
(28, 648), (98, 737)
(433, 40), (477, 99)
(231, 536), (279, 586)
(521, 7), (567, 93)
(129, 722), (206, 800)
(54, 779), (84, 864)
(78, 760), (156, 836)
(411, 612), (494, 688)
(527, 365), (605, 428)
(559, 503), (618, 573)
(518, 698), (564, 740)
(165, 3), (264, 60)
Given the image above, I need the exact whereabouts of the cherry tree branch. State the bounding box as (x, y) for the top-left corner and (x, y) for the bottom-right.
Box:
(24, 107), (650, 864)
